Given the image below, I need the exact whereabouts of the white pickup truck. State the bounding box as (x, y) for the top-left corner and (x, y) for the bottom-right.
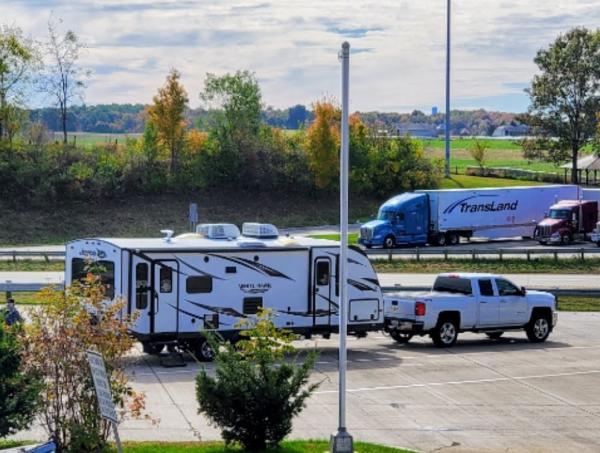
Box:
(384, 273), (557, 347)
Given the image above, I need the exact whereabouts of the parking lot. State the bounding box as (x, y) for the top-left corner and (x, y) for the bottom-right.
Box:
(118, 312), (600, 453)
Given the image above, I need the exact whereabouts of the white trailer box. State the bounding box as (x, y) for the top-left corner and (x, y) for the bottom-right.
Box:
(418, 185), (580, 239)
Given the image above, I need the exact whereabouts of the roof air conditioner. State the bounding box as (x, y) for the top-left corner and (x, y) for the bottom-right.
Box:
(242, 223), (279, 239)
(196, 223), (240, 239)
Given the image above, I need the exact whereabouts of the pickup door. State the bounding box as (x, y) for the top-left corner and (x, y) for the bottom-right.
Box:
(477, 278), (500, 326)
(495, 278), (528, 325)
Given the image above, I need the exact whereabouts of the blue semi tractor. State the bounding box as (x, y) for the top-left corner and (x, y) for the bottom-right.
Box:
(359, 185), (580, 248)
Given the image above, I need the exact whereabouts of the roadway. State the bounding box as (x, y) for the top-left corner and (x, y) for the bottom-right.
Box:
(2, 271), (600, 293)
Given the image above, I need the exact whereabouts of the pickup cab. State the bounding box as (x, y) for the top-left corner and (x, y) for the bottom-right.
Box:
(384, 273), (557, 347)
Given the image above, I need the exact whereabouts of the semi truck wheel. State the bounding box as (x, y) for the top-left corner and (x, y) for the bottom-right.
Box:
(446, 232), (460, 246)
(435, 233), (446, 246)
(383, 235), (396, 249)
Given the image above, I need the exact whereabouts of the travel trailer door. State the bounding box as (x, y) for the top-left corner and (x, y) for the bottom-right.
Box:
(311, 255), (333, 326)
(153, 260), (179, 335)
(131, 255), (152, 335)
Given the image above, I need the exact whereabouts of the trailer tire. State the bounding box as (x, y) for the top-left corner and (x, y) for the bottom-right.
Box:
(390, 331), (413, 344)
(142, 342), (164, 355)
(446, 232), (460, 246)
(431, 316), (459, 347)
(193, 339), (215, 362)
(383, 235), (396, 249)
(526, 311), (551, 343)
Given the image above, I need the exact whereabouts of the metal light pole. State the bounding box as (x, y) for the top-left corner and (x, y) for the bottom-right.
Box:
(444, 0), (451, 178)
(330, 41), (353, 453)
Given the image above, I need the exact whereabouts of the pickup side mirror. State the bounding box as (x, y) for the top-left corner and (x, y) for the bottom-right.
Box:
(521, 286), (527, 296)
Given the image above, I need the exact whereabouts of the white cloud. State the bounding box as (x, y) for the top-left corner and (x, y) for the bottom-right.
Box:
(3, 0), (599, 112)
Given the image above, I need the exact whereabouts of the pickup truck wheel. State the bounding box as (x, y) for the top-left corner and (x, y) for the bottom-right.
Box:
(383, 235), (396, 249)
(431, 318), (458, 347)
(446, 232), (460, 246)
(390, 331), (413, 344)
(526, 314), (551, 343)
(486, 332), (504, 340)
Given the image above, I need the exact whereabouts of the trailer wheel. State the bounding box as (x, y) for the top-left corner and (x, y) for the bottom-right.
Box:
(446, 232), (460, 246)
(390, 331), (413, 344)
(434, 233), (446, 246)
(383, 235), (396, 249)
(142, 342), (164, 355)
(193, 339), (215, 362)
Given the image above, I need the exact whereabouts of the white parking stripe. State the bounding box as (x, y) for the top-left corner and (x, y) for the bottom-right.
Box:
(314, 369), (600, 395)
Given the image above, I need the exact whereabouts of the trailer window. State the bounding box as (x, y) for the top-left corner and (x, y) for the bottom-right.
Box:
(187, 276), (213, 293)
(159, 265), (173, 293)
(478, 279), (494, 296)
(433, 277), (472, 295)
(316, 261), (330, 286)
(71, 258), (115, 298)
(135, 263), (149, 309)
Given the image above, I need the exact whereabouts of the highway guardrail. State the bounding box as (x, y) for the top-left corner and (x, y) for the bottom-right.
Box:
(366, 247), (600, 261)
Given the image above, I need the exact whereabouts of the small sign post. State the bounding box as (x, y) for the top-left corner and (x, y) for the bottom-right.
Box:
(189, 202), (199, 232)
(86, 350), (122, 453)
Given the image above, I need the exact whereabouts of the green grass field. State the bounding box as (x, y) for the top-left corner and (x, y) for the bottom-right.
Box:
(55, 132), (142, 148)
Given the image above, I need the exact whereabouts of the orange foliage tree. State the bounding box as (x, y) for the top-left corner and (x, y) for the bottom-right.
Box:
(305, 100), (340, 190)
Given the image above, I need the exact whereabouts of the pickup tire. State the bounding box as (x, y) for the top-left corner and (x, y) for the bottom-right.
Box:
(525, 311), (551, 343)
(431, 316), (459, 347)
(390, 331), (413, 344)
(383, 235), (396, 249)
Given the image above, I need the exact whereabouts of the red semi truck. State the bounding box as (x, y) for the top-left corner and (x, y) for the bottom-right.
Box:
(534, 199), (599, 245)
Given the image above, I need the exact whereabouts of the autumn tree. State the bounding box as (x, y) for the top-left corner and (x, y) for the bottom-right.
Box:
(469, 138), (488, 169)
(0, 25), (37, 141)
(43, 18), (89, 144)
(523, 27), (600, 183)
(149, 69), (189, 175)
(305, 100), (340, 190)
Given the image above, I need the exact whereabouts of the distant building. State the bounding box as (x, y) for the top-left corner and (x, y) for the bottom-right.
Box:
(431, 106), (438, 116)
(395, 122), (439, 138)
(492, 124), (530, 137)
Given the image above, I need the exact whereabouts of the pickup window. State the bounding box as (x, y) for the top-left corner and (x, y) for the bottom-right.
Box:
(433, 277), (472, 295)
(478, 279), (494, 296)
(496, 279), (521, 296)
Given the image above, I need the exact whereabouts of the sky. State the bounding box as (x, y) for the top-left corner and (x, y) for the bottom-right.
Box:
(3, 0), (600, 113)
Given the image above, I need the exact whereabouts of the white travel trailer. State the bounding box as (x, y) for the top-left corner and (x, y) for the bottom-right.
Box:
(65, 224), (384, 360)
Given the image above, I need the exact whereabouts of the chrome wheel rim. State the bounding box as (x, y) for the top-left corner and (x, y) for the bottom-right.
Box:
(440, 322), (456, 344)
(533, 318), (549, 339)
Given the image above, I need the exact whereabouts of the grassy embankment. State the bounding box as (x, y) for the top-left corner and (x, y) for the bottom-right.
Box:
(0, 440), (413, 453)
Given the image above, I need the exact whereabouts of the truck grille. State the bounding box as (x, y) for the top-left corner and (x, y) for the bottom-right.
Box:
(536, 225), (552, 238)
(360, 227), (373, 241)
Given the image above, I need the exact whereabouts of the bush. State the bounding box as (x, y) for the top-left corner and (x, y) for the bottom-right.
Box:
(0, 320), (42, 438)
(196, 310), (319, 451)
(21, 272), (146, 452)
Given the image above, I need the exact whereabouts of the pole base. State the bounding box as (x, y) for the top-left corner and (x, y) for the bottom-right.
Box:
(330, 428), (353, 453)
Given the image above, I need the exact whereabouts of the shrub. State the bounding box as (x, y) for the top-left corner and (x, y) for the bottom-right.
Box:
(21, 272), (146, 452)
(196, 310), (319, 452)
(0, 320), (42, 438)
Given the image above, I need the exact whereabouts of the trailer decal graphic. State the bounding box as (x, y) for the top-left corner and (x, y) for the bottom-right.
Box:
(168, 303), (232, 326)
(443, 195), (519, 215)
(186, 300), (247, 319)
(206, 254), (294, 280)
(239, 282), (272, 294)
(348, 278), (376, 292)
(316, 292), (339, 309)
(326, 252), (363, 266)
(174, 256), (227, 280)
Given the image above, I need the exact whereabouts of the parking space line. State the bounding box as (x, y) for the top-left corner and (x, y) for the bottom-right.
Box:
(314, 369), (600, 395)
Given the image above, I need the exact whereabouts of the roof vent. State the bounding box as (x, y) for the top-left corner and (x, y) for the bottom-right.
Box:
(161, 229), (175, 243)
(196, 223), (240, 240)
(242, 223), (279, 239)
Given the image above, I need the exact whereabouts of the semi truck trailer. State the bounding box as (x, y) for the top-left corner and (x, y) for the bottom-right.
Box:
(359, 185), (580, 248)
